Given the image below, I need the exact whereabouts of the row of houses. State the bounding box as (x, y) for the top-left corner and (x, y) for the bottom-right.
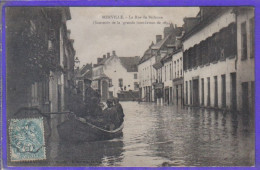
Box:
(6, 7), (76, 120)
(138, 7), (254, 113)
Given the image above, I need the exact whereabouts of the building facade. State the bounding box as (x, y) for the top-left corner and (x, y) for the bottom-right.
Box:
(183, 7), (244, 111)
(92, 51), (140, 101)
(171, 49), (184, 107)
(75, 63), (93, 101)
(138, 43), (156, 102)
(236, 7), (255, 113)
(6, 7), (75, 115)
(139, 24), (183, 104)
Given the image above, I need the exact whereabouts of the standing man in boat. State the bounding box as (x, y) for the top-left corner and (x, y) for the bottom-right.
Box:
(84, 78), (99, 117)
(68, 87), (85, 117)
(113, 98), (124, 127)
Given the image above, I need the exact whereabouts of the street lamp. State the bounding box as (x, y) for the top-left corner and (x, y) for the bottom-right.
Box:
(74, 57), (80, 70)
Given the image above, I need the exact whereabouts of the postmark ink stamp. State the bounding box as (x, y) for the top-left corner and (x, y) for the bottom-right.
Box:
(9, 118), (46, 161)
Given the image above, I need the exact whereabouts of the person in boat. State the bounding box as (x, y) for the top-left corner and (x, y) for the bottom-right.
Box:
(113, 97), (124, 127)
(84, 96), (105, 126)
(83, 78), (100, 117)
(103, 99), (117, 130)
(68, 87), (85, 118)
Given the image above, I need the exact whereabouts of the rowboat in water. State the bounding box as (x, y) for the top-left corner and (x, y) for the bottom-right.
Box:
(57, 117), (123, 143)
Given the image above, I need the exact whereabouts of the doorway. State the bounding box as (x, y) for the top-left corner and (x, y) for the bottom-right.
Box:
(214, 76), (218, 107)
(242, 82), (249, 112)
(102, 80), (108, 102)
(193, 79), (199, 106)
(231, 73), (237, 110)
(221, 75), (226, 108)
(165, 88), (169, 105)
(170, 87), (173, 104)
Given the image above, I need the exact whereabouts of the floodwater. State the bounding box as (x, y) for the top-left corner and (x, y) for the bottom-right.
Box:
(53, 101), (254, 167)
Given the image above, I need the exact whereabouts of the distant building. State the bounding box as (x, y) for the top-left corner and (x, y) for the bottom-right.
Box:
(92, 51), (140, 101)
(75, 63), (93, 101)
(138, 42), (156, 102)
(171, 49), (184, 107)
(139, 24), (183, 103)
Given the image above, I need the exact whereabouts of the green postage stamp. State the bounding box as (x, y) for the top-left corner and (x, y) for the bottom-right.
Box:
(9, 118), (46, 161)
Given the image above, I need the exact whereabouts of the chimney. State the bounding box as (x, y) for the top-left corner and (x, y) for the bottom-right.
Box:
(107, 52), (110, 58)
(156, 35), (162, 43)
(103, 55), (106, 59)
(97, 58), (102, 64)
(112, 50), (116, 56)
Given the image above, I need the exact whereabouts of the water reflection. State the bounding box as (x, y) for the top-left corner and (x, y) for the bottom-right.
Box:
(55, 139), (124, 166)
(52, 101), (254, 166)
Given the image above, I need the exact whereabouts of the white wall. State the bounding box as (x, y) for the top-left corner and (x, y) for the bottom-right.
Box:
(236, 9), (255, 111)
(138, 56), (156, 88)
(138, 56), (156, 100)
(184, 59), (236, 108)
(99, 56), (138, 97)
(172, 51), (183, 79)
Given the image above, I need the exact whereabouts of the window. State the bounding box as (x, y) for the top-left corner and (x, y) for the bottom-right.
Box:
(164, 66), (166, 81)
(134, 73), (138, 79)
(48, 40), (53, 50)
(134, 82), (139, 90)
(241, 22), (247, 60)
(191, 48), (196, 68)
(250, 17), (255, 58)
(196, 44), (202, 65)
(49, 29), (55, 40)
(174, 61), (176, 78)
(119, 78), (123, 87)
(42, 79), (49, 102)
(183, 51), (188, 71)
(170, 63), (172, 80)
(109, 79), (113, 87)
(186, 81), (188, 104)
(219, 29), (226, 60)
(214, 34), (220, 61)
(177, 59), (179, 74)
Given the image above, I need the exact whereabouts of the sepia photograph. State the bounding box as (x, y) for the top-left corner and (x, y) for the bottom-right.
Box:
(3, 5), (255, 167)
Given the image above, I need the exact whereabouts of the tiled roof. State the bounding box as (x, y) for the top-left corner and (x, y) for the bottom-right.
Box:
(139, 31), (178, 65)
(151, 34), (171, 50)
(119, 56), (140, 72)
(139, 48), (152, 64)
(182, 7), (232, 41)
(93, 73), (109, 80)
(80, 64), (92, 75)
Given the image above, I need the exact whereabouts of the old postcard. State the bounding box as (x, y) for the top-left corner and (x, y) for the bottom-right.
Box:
(2, 5), (255, 167)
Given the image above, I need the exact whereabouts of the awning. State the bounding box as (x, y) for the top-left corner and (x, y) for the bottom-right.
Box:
(153, 61), (163, 69)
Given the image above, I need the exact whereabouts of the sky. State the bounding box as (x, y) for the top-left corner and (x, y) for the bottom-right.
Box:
(67, 7), (199, 66)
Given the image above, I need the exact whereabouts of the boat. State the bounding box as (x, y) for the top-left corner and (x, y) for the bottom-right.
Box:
(57, 117), (124, 143)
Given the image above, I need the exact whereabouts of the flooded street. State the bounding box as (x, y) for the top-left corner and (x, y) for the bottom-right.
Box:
(54, 101), (254, 167)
